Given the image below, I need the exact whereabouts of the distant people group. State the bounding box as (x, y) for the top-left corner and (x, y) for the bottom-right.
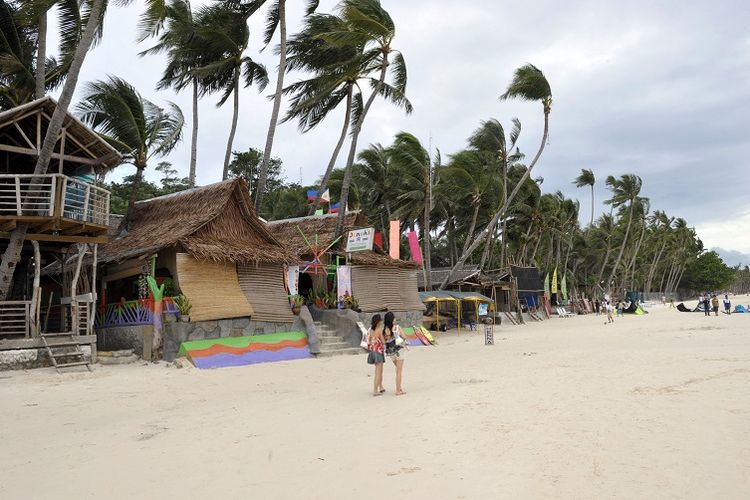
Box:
(366, 312), (407, 396)
(697, 292), (731, 316)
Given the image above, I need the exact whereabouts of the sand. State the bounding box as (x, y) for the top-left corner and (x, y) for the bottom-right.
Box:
(1, 302), (749, 499)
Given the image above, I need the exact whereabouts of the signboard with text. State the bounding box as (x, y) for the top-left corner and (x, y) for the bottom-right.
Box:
(345, 227), (375, 252)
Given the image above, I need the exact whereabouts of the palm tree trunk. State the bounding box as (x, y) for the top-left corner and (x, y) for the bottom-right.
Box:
(256, 0), (287, 212)
(589, 184), (594, 227)
(125, 164), (146, 229)
(0, 0), (105, 300)
(596, 244), (612, 290)
(222, 67), (240, 181)
(188, 77), (198, 187)
(309, 85), (353, 215)
(335, 54), (390, 237)
(605, 201), (634, 293)
(461, 199), (481, 256)
(36, 12), (47, 99)
(440, 106), (550, 289)
(646, 239), (668, 292)
(626, 222), (647, 289)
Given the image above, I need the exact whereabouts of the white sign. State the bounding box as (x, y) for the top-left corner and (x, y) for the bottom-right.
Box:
(345, 227), (375, 252)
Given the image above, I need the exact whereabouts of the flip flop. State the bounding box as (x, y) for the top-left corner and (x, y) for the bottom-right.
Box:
(379, 389), (386, 394)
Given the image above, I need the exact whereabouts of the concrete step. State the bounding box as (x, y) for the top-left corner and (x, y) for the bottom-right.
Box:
(315, 347), (364, 358)
(320, 341), (352, 351)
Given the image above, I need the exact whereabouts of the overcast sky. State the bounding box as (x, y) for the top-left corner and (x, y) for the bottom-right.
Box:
(48, 0), (750, 259)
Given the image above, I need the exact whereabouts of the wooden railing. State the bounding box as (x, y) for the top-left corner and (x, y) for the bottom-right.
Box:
(0, 174), (110, 226)
(96, 297), (179, 328)
(0, 301), (32, 338)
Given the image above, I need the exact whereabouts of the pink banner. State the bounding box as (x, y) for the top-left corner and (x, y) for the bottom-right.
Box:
(389, 220), (400, 259)
(408, 231), (423, 266)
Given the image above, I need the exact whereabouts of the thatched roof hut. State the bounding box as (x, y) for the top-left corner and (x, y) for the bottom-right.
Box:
(268, 212), (423, 313)
(99, 179), (295, 323)
(101, 178), (292, 265)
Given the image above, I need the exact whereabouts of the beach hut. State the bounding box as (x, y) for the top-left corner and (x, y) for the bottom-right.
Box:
(267, 212), (424, 314)
(95, 178), (296, 358)
(0, 98), (122, 370)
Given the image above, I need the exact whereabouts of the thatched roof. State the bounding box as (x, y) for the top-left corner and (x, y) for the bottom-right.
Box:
(417, 265), (480, 289)
(267, 211), (419, 269)
(0, 96), (122, 170)
(99, 178), (293, 265)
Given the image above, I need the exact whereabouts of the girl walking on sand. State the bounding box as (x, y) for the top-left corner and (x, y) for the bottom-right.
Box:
(384, 312), (407, 396)
(605, 300), (614, 324)
(367, 315), (386, 396)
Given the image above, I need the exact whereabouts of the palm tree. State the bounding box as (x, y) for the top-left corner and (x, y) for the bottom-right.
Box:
(193, 3), (268, 180)
(573, 168), (595, 227)
(140, 0), (203, 187)
(255, 0), (319, 213)
(355, 143), (395, 247)
(283, 11), (364, 215)
(603, 174), (643, 292)
(333, 0), (412, 238)
(0, 0), (108, 299)
(440, 64), (552, 289)
(77, 76), (184, 227)
(390, 132), (433, 287)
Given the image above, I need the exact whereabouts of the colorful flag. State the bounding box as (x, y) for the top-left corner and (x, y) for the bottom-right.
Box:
(321, 189), (330, 203)
(373, 232), (383, 249)
(544, 273), (550, 298)
(389, 220), (400, 260)
(307, 189), (318, 201)
(408, 231), (423, 265)
(329, 202), (340, 213)
(561, 274), (568, 301)
(551, 268), (558, 294)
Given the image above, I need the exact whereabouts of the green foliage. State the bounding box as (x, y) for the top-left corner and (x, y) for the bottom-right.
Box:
(173, 294), (192, 316)
(681, 251), (735, 292)
(290, 294), (306, 307)
(105, 161), (189, 215)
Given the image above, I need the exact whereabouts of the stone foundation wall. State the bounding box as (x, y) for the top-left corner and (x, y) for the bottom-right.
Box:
(0, 346), (92, 370)
(98, 325), (151, 356)
(162, 317), (293, 361)
(309, 308), (424, 347)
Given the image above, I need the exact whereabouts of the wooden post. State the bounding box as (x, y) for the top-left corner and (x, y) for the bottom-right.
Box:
(83, 184), (91, 222)
(29, 241), (41, 337)
(90, 244), (98, 336)
(70, 243), (86, 335)
(15, 176), (22, 216)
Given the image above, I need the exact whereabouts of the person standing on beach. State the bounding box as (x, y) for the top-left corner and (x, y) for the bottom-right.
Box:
(383, 312), (407, 396)
(594, 299), (601, 316)
(367, 315), (386, 396)
(669, 297), (675, 308)
(723, 294), (732, 314)
(711, 295), (720, 316)
(617, 300), (625, 317)
(703, 294), (711, 316)
(605, 300), (614, 324)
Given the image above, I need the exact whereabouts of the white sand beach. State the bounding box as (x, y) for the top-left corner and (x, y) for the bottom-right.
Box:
(1, 303), (749, 499)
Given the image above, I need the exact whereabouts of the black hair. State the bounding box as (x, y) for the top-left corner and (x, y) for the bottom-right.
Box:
(384, 312), (395, 332)
(371, 314), (382, 330)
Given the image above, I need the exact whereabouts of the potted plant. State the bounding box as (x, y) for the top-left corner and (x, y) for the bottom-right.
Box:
(173, 294), (192, 322)
(290, 295), (305, 315)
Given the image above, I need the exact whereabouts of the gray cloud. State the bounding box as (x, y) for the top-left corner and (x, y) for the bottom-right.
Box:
(45, 0), (750, 251)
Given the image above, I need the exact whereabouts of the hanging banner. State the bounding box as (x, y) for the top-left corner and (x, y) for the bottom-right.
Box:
(561, 275), (568, 301)
(544, 273), (550, 299)
(408, 231), (423, 265)
(286, 265), (299, 296)
(345, 227), (375, 252)
(337, 265), (352, 299)
(551, 268), (558, 294)
(389, 220), (400, 260)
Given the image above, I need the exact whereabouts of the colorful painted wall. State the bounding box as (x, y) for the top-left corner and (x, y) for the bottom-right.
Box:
(177, 331), (310, 369)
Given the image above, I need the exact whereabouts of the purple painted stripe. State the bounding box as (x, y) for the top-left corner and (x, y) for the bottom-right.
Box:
(406, 339), (425, 346)
(191, 347), (311, 369)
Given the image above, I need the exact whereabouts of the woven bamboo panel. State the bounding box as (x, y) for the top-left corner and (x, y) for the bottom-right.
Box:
(352, 266), (386, 312)
(395, 269), (425, 311)
(176, 253), (254, 321)
(237, 264), (294, 323)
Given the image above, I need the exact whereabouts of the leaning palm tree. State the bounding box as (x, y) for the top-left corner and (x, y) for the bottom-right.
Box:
(574, 168), (595, 227)
(77, 76), (184, 228)
(139, 0), (203, 187)
(283, 11), (364, 215)
(332, 0), (412, 237)
(0, 0), (108, 299)
(440, 64), (552, 289)
(603, 174), (644, 292)
(254, 0), (319, 213)
(193, 3), (268, 180)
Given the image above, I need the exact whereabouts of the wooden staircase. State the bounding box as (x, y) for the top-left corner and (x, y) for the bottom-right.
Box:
(40, 332), (92, 373)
